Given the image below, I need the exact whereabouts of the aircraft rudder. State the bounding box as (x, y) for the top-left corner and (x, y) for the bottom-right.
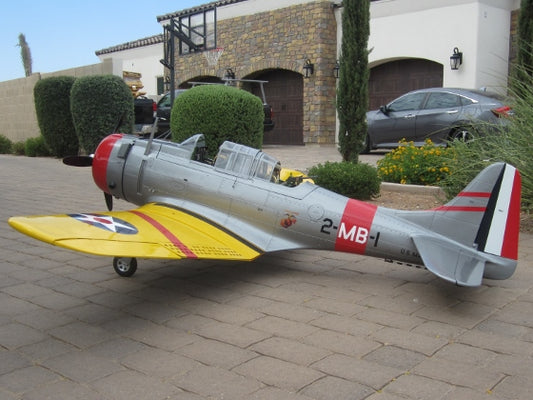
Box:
(475, 163), (521, 260)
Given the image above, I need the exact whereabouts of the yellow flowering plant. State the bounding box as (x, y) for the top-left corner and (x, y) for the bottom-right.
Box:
(377, 139), (454, 185)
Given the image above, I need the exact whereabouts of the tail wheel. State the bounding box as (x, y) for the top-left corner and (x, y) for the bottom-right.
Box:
(113, 257), (137, 277)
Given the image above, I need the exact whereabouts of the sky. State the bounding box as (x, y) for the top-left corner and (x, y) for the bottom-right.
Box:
(0, 0), (204, 82)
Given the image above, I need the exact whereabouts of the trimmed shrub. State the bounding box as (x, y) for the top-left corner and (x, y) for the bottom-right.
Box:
(25, 136), (51, 157)
(70, 75), (134, 154)
(34, 76), (78, 157)
(12, 141), (26, 155)
(308, 161), (380, 200)
(170, 85), (263, 158)
(377, 139), (454, 185)
(0, 134), (13, 154)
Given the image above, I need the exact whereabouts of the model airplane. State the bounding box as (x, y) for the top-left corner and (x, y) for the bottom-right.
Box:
(8, 132), (521, 286)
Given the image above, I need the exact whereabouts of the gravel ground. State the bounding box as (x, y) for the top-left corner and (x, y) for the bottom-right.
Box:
(371, 187), (446, 210)
(374, 185), (533, 234)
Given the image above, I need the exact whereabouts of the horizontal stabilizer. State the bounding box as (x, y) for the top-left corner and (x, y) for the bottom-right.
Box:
(412, 234), (486, 287)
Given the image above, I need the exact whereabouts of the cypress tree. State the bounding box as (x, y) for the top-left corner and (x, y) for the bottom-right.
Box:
(337, 0), (370, 162)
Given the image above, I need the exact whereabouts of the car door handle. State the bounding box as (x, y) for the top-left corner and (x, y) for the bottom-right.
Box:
(403, 114), (416, 119)
(447, 110), (459, 114)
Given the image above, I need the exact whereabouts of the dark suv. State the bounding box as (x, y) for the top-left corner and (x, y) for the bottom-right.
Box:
(155, 89), (188, 136)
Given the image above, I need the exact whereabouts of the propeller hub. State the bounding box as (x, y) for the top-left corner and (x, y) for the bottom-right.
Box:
(92, 134), (123, 194)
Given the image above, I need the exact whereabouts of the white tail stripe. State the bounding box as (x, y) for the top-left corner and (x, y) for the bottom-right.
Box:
(484, 165), (516, 256)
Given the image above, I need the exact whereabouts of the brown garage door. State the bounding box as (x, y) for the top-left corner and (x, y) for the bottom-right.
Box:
(368, 59), (443, 110)
(251, 70), (303, 145)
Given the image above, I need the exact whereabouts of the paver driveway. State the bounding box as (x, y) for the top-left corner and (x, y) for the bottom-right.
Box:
(1, 154), (533, 399)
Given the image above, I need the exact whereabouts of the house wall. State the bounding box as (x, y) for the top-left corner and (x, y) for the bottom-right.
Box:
(0, 0), (521, 144)
(97, 43), (164, 99)
(0, 59), (115, 142)
(171, 0), (338, 144)
(358, 0), (519, 92)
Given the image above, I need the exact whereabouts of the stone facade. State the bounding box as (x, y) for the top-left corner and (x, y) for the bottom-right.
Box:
(172, 0), (338, 144)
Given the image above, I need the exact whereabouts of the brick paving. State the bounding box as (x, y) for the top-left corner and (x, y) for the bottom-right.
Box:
(1, 152), (533, 399)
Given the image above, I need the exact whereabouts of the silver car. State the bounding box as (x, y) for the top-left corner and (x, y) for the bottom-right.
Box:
(364, 88), (512, 153)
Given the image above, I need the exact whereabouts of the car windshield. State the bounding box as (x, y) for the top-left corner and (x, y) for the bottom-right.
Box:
(158, 90), (187, 107)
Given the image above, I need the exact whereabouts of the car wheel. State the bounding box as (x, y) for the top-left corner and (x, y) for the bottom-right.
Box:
(450, 127), (474, 143)
(113, 257), (138, 277)
(360, 134), (371, 154)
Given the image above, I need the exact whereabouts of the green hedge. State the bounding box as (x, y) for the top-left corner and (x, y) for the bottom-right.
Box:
(0, 134), (12, 154)
(170, 85), (263, 157)
(25, 136), (51, 157)
(309, 161), (381, 200)
(70, 75), (134, 154)
(34, 76), (78, 157)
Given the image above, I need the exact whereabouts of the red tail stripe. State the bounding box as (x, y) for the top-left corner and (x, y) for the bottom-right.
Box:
(434, 206), (486, 212)
(458, 191), (491, 198)
(130, 210), (198, 258)
(501, 171), (521, 259)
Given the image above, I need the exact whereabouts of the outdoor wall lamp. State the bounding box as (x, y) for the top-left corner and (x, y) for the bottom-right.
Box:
(450, 47), (463, 70)
(303, 59), (314, 78)
(333, 60), (340, 79)
(159, 58), (174, 71)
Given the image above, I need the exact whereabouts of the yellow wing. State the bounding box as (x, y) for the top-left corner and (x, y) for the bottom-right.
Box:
(8, 203), (262, 261)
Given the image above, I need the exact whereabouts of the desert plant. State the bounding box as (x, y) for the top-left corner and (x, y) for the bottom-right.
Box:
(170, 85), (263, 158)
(377, 139), (454, 185)
(309, 161), (380, 200)
(17, 33), (32, 77)
(440, 74), (533, 210)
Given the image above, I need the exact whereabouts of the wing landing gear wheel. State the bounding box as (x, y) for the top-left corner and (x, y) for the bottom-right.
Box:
(113, 257), (137, 277)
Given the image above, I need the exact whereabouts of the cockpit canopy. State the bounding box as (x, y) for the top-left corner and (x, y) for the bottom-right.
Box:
(214, 141), (280, 182)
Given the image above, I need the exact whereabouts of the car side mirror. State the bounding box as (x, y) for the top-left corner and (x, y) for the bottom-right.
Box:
(379, 105), (389, 115)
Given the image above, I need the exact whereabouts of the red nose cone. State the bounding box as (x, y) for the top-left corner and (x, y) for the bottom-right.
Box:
(92, 134), (123, 193)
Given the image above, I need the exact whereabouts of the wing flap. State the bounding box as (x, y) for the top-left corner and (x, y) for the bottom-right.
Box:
(9, 203), (262, 261)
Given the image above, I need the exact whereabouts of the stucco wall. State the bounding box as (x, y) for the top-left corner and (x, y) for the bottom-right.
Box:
(0, 59), (115, 143)
(364, 0), (517, 92)
(172, 0), (338, 144)
(98, 44), (164, 98)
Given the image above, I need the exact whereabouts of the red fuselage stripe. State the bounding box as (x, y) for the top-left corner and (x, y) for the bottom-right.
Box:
(434, 206), (487, 212)
(130, 210), (198, 258)
(334, 199), (378, 254)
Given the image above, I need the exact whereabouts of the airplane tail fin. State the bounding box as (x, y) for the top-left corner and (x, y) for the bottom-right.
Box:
(398, 162), (521, 286)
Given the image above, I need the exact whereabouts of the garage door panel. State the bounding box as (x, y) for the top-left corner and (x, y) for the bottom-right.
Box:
(251, 70), (303, 145)
(369, 59), (443, 110)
